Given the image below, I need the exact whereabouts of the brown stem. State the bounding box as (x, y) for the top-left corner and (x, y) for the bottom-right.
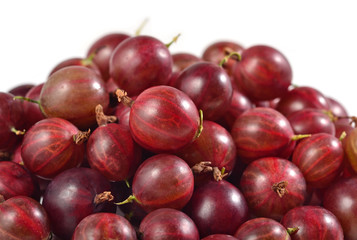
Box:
(337, 116), (357, 127)
(94, 191), (114, 205)
(272, 181), (289, 198)
(115, 89), (134, 107)
(0, 151), (10, 160)
(0, 194), (5, 203)
(191, 161), (213, 174)
(73, 129), (91, 145)
(213, 167), (228, 181)
(95, 104), (117, 127)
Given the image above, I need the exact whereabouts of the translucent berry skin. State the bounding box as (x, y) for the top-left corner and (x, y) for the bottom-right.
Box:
(231, 107), (296, 164)
(0, 92), (24, 152)
(287, 108), (335, 135)
(184, 180), (249, 237)
(323, 177), (357, 240)
(281, 206), (344, 240)
(0, 161), (37, 200)
(176, 120), (236, 183)
(233, 45), (292, 101)
(110, 35), (172, 96)
(276, 86), (330, 117)
(174, 62), (233, 121)
(129, 85), (200, 153)
(234, 218), (291, 240)
(139, 208), (200, 240)
(292, 133), (344, 189)
(132, 154), (194, 213)
(21, 118), (85, 179)
(40, 66), (109, 130)
(202, 40), (244, 77)
(86, 123), (142, 182)
(0, 196), (51, 240)
(72, 212), (137, 240)
(42, 167), (112, 240)
(86, 33), (130, 81)
(240, 157), (306, 221)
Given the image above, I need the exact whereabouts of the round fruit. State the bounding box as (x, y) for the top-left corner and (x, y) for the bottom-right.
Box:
(281, 206), (344, 240)
(0, 196), (50, 240)
(139, 208), (200, 240)
(231, 107), (304, 163)
(40, 65), (109, 130)
(42, 167), (113, 239)
(234, 217), (292, 240)
(240, 157), (307, 220)
(173, 61), (233, 121)
(184, 180), (248, 237)
(322, 177), (357, 240)
(21, 117), (87, 179)
(292, 133), (344, 189)
(72, 212), (137, 240)
(110, 35), (172, 96)
(116, 85), (201, 153)
(0, 161), (38, 200)
(128, 154), (194, 212)
(232, 45), (292, 101)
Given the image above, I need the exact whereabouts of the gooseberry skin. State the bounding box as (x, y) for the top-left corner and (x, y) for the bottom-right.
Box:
(172, 52), (201, 73)
(21, 83), (45, 130)
(287, 108), (336, 135)
(218, 89), (253, 131)
(110, 35), (172, 96)
(240, 157), (306, 220)
(234, 218), (291, 240)
(276, 86), (330, 117)
(21, 117), (85, 179)
(322, 177), (357, 240)
(0, 92), (24, 153)
(86, 33), (130, 81)
(201, 234), (238, 240)
(202, 40), (244, 77)
(231, 107), (296, 164)
(0, 161), (36, 200)
(175, 120), (236, 182)
(0, 196), (51, 240)
(292, 133), (344, 189)
(128, 85), (200, 153)
(132, 154), (194, 213)
(184, 180), (249, 237)
(86, 122), (142, 182)
(232, 45), (292, 101)
(72, 212), (137, 240)
(280, 206), (344, 240)
(174, 61), (233, 121)
(40, 66), (109, 130)
(42, 167), (112, 240)
(139, 208), (200, 240)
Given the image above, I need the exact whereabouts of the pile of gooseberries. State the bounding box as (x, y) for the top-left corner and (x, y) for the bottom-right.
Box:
(1, 24), (357, 240)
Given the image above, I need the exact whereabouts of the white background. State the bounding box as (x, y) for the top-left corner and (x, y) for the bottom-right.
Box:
(1, 0), (356, 114)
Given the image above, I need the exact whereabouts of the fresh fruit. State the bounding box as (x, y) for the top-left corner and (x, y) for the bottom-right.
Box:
(0, 196), (50, 240)
(116, 85), (201, 153)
